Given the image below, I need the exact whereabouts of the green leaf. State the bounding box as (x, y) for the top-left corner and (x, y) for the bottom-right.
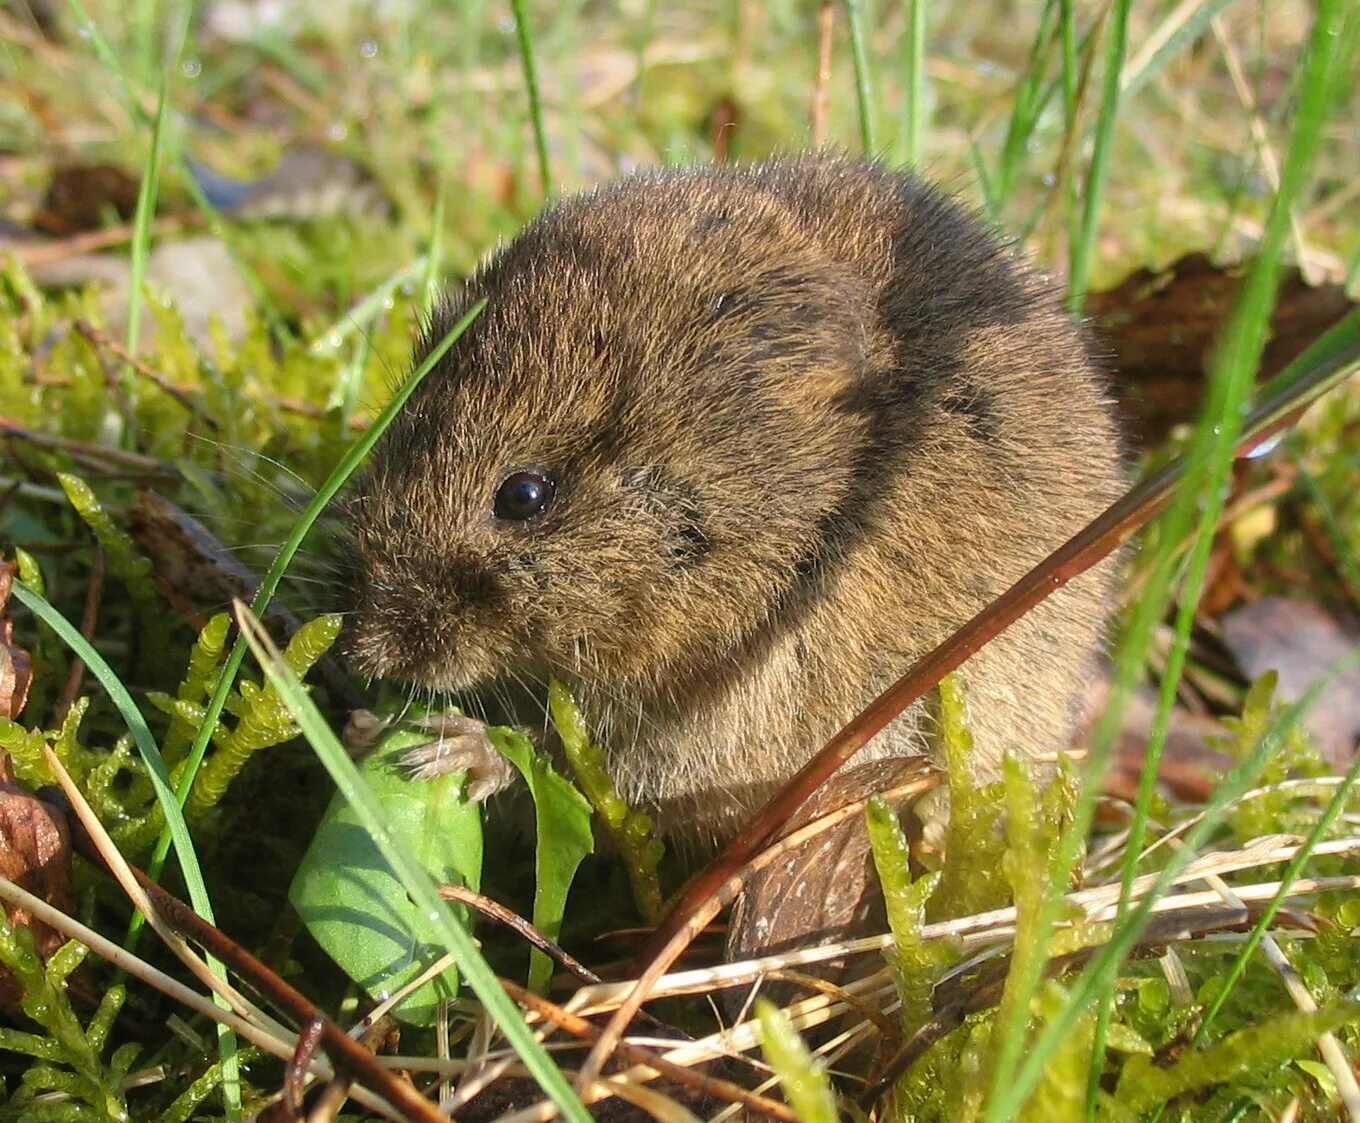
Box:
(289, 729), (484, 1026)
(236, 608), (591, 1122)
(489, 725), (593, 994)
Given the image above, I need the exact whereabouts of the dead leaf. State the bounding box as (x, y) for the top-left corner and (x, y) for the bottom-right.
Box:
(125, 491), (363, 708)
(726, 756), (938, 968)
(1219, 595), (1360, 766)
(0, 752), (76, 1016)
(1089, 253), (1355, 449)
(34, 163), (140, 237)
(1079, 673), (1235, 809)
(0, 562), (33, 721)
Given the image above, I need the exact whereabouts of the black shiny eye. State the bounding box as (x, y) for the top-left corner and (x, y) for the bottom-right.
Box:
(493, 468), (556, 522)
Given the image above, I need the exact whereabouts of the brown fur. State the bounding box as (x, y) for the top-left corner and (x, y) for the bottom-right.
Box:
(341, 155), (1124, 848)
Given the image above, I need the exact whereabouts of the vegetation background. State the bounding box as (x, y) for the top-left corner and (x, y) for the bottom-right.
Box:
(0, 1), (1358, 1121)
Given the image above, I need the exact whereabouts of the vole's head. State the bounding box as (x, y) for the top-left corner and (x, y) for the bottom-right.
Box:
(342, 169), (879, 699)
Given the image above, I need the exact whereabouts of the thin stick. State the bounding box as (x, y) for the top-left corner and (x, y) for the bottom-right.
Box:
(646, 334), (1360, 965)
(810, 3), (834, 148)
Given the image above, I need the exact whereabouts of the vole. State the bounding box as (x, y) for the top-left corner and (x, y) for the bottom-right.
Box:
(341, 154), (1123, 850)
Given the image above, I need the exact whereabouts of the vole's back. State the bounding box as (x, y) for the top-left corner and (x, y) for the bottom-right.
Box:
(347, 156), (1124, 849)
(568, 159), (1124, 841)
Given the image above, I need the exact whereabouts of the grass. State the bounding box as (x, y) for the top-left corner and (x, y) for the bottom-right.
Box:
(0, 1), (1358, 1121)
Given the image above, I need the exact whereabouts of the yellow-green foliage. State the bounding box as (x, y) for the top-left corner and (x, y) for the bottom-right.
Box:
(929, 673), (1010, 918)
(0, 926), (136, 1123)
(56, 473), (158, 618)
(865, 795), (959, 1032)
(183, 613), (343, 815)
(756, 999), (841, 1123)
(1116, 1006), (1360, 1115)
(12, 548), (57, 723)
(549, 677), (665, 923)
(146, 613), (231, 765)
(1212, 672), (1328, 843)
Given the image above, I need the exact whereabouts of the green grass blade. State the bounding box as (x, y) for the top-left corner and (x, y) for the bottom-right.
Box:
(843, 0), (878, 154)
(235, 606), (592, 1123)
(421, 184), (447, 316)
(1066, 0), (1132, 313)
(631, 0), (660, 119)
(510, 0), (552, 197)
(901, 0), (927, 167)
(992, 0), (1060, 213)
(10, 586), (207, 912)
(9, 584), (243, 1120)
(985, 2), (1351, 1114)
(124, 75), (170, 362)
(146, 301), (487, 882)
(1119, 0), (1236, 102)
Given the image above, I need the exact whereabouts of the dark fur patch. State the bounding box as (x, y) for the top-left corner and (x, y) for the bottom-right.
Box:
(437, 557), (503, 609)
(938, 383), (999, 443)
(695, 208), (733, 236)
(625, 467), (711, 567)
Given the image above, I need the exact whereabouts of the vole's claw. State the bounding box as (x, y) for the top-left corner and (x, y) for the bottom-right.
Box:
(401, 713), (516, 802)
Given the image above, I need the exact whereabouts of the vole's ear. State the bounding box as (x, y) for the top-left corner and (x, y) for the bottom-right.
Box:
(730, 262), (873, 411)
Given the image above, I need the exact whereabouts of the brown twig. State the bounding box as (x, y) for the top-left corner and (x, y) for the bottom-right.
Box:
(12, 217), (186, 269)
(110, 863), (448, 1123)
(0, 417), (179, 478)
(439, 883), (601, 986)
(644, 341), (1360, 973)
(55, 544), (103, 722)
(281, 1018), (332, 1119)
(767, 968), (901, 1039)
(579, 768), (941, 1089)
(72, 320), (221, 429)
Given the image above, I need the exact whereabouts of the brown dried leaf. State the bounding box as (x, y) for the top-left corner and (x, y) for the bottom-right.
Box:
(1089, 253), (1355, 449)
(1219, 596), (1360, 766)
(726, 756), (938, 966)
(0, 751), (76, 1016)
(125, 490), (268, 623)
(1079, 675), (1235, 809)
(0, 561), (33, 721)
(34, 163), (140, 237)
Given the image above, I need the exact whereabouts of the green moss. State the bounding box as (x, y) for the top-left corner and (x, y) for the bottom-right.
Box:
(866, 794), (959, 1033)
(0, 928), (134, 1123)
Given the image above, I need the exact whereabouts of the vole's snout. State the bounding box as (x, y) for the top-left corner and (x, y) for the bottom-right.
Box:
(340, 549), (516, 692)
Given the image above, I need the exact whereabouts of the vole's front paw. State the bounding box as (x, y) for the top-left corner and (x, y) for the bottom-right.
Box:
(402, 712), (516, 802)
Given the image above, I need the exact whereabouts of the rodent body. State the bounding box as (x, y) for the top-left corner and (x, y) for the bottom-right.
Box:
(342, 155), (1124, 849)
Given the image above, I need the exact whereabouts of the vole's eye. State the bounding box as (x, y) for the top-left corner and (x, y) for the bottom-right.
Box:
(494, 468), (556, 522)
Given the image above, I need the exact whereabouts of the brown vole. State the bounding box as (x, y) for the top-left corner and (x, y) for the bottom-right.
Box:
(341, 155), (1123, 849)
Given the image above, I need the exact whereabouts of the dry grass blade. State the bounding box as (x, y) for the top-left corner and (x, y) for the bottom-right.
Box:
(504, 980), (797, 1121)
(40, 745), (270, 1026)
(41, 747), (450, 1122)
(579, 766), (942, 1087)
